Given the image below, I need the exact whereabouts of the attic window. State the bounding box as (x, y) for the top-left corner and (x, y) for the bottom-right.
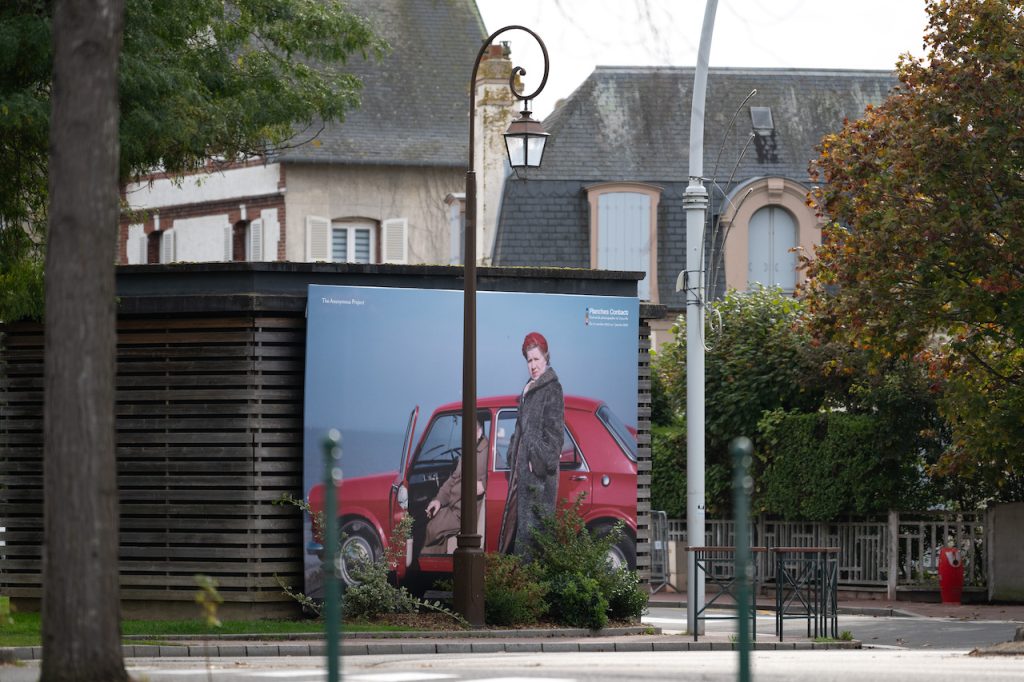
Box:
(750, 106), (774, 135)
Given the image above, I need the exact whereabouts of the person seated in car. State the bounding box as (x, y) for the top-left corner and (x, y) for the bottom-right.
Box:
(422, 418), (487, 553)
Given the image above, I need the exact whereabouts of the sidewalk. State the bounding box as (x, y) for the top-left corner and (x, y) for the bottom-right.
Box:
(1, 624), (859, 662)
(647, 586), (1024, 622)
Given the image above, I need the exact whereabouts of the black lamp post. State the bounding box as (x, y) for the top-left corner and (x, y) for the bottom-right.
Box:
(455, 25), (549, 626)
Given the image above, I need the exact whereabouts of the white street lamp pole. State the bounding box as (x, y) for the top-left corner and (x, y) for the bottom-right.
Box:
(685, 0), (717, 636)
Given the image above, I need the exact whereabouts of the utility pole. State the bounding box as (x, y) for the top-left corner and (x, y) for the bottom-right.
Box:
(684, 0), (717, 636)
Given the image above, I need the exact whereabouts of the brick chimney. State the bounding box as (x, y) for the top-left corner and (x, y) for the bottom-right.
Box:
(473, 43), (518, 265)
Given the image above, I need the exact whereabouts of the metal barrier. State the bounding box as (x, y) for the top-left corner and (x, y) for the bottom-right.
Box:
(649, 510), (670, 593)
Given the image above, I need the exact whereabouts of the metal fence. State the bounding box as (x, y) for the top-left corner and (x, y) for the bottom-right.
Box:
(665, 511), (986, 592)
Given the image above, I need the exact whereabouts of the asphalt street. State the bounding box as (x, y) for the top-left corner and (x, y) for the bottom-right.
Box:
(5, 649), (1024, 682)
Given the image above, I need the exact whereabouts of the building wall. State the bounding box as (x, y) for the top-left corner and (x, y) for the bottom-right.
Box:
(283, 163), (463, 265)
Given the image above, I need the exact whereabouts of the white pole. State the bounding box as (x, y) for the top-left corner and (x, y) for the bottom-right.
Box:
(685, 0), (717, 636)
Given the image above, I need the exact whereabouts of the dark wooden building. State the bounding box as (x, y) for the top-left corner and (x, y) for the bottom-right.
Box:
(0, 263), (659, 618)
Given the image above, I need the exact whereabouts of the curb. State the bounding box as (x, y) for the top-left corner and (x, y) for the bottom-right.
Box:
(121, 625), (657, 642)
(648, 600), (911, 619)
(1, 639), (863, 661)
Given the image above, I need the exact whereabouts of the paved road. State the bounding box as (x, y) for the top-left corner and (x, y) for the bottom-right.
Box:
(6, 649), (1024, 682)
(643, 605), (1022, 650)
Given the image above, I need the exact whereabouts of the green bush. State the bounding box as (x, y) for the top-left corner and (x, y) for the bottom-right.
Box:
(342, 558), (418, 620)
(651, 424), (687, 518)
(528, 496), (648, 627)
(545, 574), (608, 630)
(483, 553), (547, 626)
(759, 409), (925, 520)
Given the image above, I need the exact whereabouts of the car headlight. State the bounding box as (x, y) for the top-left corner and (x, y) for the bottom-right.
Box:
(397, 484), (409, 510)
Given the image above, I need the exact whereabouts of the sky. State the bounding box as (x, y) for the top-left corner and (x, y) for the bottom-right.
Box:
(476, 0), (931, 117)
(303, 285), (639, 487)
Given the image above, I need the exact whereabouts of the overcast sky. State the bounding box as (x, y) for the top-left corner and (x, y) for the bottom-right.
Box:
(476, 0), (930, 117)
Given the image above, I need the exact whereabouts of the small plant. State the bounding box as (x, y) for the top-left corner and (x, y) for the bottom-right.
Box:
(483, 553), (547, 626)
(839, 630), (854, 641)
(605, 567), (648, 620)
(194, 575), (223, 629)
(194, 575), (223, 682)
(0, 596), (13, 627)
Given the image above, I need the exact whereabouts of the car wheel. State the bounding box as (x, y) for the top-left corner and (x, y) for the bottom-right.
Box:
(338, 519), (382, 587)
(592, 523), (636, 571)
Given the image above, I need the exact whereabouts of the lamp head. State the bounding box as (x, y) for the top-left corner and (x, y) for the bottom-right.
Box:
(504, 106), (549, 170)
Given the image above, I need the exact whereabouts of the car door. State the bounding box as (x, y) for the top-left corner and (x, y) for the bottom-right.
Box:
(486, 408), (592, 553)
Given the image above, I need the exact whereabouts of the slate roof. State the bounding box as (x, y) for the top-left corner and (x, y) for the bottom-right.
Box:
(493, 67), (898, 307)
(533, 66), (898, 182)
(277, 0), (485, 167)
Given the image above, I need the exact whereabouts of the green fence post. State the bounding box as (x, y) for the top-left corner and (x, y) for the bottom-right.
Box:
(323, 430), (343, 682)
(730, 436), (753, 682)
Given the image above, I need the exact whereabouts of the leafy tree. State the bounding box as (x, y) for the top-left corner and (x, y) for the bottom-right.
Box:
(41, 1), (128, 680)
(0, 0), (384, 320)
(806, 0), (1024, 500)
(654, 287), (824, 513)
(653, 286), (948, 515)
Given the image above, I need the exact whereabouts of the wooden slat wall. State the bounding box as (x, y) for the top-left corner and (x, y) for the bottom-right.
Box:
(2, 304), (657, 614)
(0, 324), (44, 598)
(635, 317), (653, 581)
(0, 315), (306, 610)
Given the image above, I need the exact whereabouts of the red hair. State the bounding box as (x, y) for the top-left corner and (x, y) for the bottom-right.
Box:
(521, 331), (549, 358)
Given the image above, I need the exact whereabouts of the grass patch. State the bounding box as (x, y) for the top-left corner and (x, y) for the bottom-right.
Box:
(0, 611), (429, 647)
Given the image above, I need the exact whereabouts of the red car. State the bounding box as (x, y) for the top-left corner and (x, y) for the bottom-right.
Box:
(308, 395), (638, 587)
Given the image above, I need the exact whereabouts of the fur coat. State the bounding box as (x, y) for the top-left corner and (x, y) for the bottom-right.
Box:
(497, 366), (564, 560)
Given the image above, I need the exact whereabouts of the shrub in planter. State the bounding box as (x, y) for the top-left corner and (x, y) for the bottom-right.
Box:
(483, 553), (547, 626)
(529, 495), (648, 626)
(546, 573), (608, 630)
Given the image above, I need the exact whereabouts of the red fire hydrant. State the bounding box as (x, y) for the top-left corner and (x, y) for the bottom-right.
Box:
(937, 544), (964, 605)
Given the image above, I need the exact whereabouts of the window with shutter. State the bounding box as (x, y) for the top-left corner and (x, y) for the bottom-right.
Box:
(747, 206), (797, 291)
(330, 220), (376, 264)
(586, 183), (662, 302)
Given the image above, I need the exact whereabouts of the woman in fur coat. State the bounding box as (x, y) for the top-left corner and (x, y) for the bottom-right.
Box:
(498, 331), (564, 562)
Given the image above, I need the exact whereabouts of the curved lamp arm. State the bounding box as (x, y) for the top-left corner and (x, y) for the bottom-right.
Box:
(467, 25), (550, 172)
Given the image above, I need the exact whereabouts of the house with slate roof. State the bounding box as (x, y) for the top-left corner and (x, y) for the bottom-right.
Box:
(118, 0), (517, 268)
(492, 66), (897, 345)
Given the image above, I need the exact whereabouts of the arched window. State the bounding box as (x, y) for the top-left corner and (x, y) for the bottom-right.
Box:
(747, 206), (797, 291)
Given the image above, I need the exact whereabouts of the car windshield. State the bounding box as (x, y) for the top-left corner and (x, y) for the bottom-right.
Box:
(415, 413), (463, 465)
(597, 404), (638, 462)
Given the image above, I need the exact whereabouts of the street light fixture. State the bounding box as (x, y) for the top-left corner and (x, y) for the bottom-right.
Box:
(456, 25), (549, 627)
(504, 106), (549, 169)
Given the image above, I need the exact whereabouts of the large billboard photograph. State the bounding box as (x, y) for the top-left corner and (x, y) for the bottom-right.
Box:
(302, 284), (639, 595)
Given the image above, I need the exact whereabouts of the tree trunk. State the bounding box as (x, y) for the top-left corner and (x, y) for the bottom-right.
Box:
(41, 1), (127, 680)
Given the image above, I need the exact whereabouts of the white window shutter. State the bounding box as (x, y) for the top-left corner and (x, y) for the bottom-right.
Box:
(223, 225), (235, 261)
(381, 218), (408, 264)
(306, 216), (331, 262)
(136, 233), (148, 264)
(248, 219), (263, 261)
(159, 228), (176, 264)
(260, 209), (280, 262)
(126, 224), (147, 264)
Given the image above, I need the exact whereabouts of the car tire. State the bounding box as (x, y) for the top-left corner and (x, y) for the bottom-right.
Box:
(591, 522), (636, 571)
(338, 518), (382, 587)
